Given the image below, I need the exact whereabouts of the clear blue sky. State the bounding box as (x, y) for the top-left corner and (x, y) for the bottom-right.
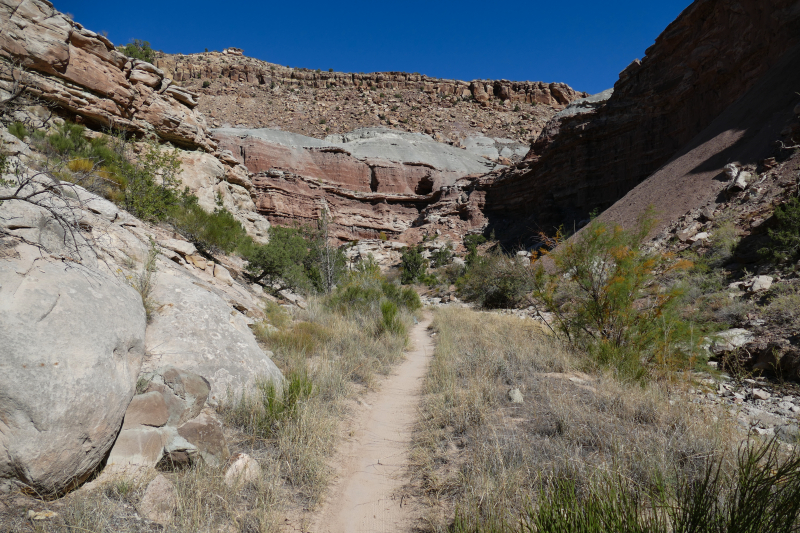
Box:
(58, 0), (691, 95)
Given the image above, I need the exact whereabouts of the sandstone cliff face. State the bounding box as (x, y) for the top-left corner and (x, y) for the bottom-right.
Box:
(484, 0), (800, 234)
(214, 127), (497, 240)
(0, 0), (213, 150)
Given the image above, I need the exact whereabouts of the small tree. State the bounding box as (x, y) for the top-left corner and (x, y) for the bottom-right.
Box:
(119, 39), (156, 63)
(529, 209), (700, 378)
(244, 226), (310, 291)
(305, 210), (347, 293)
(430, 242), (454, 268)
(400, 244), (427, 284)
(760, 196), (800, 263)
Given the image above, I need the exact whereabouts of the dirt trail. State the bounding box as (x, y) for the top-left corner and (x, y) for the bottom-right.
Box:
(307, 315), (434, 533)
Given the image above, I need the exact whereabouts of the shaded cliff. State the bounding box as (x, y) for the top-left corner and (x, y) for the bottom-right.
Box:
(483, 0), (800, 239)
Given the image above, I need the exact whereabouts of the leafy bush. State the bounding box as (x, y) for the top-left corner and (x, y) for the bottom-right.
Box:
(457, 252), (531, 309)
(243, 226), (310, 289)
(327, 257), (420, 316)
(119, 39), (156, 63)
(530, 211), (702, 378)
(202, 80), (210, 88)
(169, 194), (249, 254)
(119, 140), (182, 222)
(400, 244), (427, 284)
(378, 301), (405, 336)
(761, 196), (800, 263)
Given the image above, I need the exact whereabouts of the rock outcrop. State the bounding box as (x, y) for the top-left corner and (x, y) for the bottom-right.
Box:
(106, 366), (230, 472)
(0, 243), (146, 495)
(155, 51), (586, 144)
(482, 0), (800, 238)
(214, 127), (496, 240)
(0, 150), (282, 493)
(0, 0), (213, 150)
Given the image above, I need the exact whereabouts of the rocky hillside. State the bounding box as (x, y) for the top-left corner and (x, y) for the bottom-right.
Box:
(155, 50), (586, 145)
(480, 0), (800, 241)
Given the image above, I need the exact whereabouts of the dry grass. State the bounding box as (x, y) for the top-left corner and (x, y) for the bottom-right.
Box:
(412, 307), (739, 532)
(4, 463), (282, 533)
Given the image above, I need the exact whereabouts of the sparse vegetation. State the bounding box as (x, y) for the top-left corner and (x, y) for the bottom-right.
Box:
(118, 39), (156, 63)
(761, 196), (800, 263)
(413, 307), (738, 533)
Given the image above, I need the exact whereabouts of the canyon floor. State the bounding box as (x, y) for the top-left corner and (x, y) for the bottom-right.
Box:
(294, 315), (434, 533)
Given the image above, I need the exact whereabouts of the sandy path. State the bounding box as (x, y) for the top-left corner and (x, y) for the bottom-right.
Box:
(307, 315), (434, 533)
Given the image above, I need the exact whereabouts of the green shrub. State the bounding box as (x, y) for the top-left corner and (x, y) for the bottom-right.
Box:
(400, 244), (427, 284)
(202, 80), (210, 88)
(529, 210), (703, 378)
(761, 196), (800, 263)
(457, 253), (531, 309)
(119, 39), (156, 63)
(378, 301), (405, 336)
(430, 242), (454, 268)
(243, 226), (311, 290)
(119, 140), (182, 222)
(227, 371), (313, 439)
(8, 121), (26, 140)
(169, 194), (250, 254)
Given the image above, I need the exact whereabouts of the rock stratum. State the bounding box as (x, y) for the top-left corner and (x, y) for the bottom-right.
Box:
(156, 50), (586, 144)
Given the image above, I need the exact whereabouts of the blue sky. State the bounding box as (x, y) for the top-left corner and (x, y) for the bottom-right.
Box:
(58, 0), (691, 95)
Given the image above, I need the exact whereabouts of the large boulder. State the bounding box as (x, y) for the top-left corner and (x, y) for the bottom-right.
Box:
(144, 268), (283, 401)
(106, 366), (230, 471)
(0, 242), (147, 495)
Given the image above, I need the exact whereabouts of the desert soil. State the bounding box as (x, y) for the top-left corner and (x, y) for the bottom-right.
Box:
(303, 315), (434, 533)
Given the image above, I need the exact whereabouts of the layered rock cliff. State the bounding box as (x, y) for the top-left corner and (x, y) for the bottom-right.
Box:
(155, 51), (586, 144)
(483, 0), (800, 238)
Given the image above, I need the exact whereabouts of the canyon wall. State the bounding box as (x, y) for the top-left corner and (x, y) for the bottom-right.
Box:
(484, 0), (800, 234)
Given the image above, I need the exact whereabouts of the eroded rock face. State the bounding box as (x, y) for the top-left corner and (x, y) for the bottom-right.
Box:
(484, 0), (800, 234)
(214, 127), (495, 239)
(106, 366), (230, 471)
(0, 0), (214, 150)
(144, 268), (283, 400)
(0, 243), (146, 495)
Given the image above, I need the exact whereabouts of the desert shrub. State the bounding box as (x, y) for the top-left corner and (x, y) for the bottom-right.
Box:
(764, 284), (800, 324)
(378, 301), (405, 336)
(269, 321), (331, 354)
(242, 225), (310, 289)
(31, 122), (184, 222)
(430, 241), (454, 268)
(705, 217), (740, 267)
(8, 121), (26, 140)
(761, 196), (800, 263)
(119, 39), (156, 63)
(119, 140), (182, 221)
(530, 211), (703, 378)
(169, 194), (250, 254)
(458, 252), (531, 309)
(123, 239), (159, 322)
(202, 80), (210, 88)
(400, 244), (427, 284)
(227, 371), (313, 439)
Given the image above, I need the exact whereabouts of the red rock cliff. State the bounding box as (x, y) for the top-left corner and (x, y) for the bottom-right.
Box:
(484, 0), (800, 232)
